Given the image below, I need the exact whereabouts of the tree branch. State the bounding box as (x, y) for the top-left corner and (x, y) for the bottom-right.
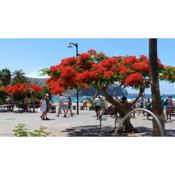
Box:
(129, 86), (145, 107)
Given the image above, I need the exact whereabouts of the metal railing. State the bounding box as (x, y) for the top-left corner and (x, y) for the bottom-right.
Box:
(113, 108), (164, 136)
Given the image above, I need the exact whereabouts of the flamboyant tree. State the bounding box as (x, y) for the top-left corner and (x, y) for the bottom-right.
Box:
(5, 83), (44, 95)
(45, 49), (175, 132)
(4, 83), (44, 112)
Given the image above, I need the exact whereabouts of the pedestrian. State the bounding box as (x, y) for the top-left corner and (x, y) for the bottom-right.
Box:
(139, 96), (145, 108)
(24, 96), (29, 112)
(167, 96), (174, 114)
(145, 98), (152, 111)
(64, 96), (73, 117)
(57, 94), (65, 117)
(94, 95), (102, 120)
(40, 96), (47, 120)
(44, 94), (50, 120)
(50, 98), (56, 113)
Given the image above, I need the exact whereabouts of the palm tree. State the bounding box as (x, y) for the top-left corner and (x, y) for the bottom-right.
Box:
(12, 69), (29, 85)
(0, 68), (11, 86)
(149, 39), (165, 136)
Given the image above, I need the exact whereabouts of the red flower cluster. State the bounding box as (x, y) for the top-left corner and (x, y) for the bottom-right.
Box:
(119, 67), (129, 74)
(75, 71), (90, 83)
(122, 56), (138, 65)
(79, 53), (91, 60)
(104, 71), (113, 78)
(5, 83), (44, 95)
(50, 65), (60, 74)
(132, 62), (150, 73)
(61, 57), (76, 66)
(46, 49), (175, 95)
(61, 66), (77, 80)
(46, 79), (64, 95)
(89, 71), (99, 79)
(100, 58), (118, 70)
(125, 73), (144, 86)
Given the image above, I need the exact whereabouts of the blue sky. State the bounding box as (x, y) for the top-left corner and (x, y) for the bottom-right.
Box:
(0, 38), (175, 94)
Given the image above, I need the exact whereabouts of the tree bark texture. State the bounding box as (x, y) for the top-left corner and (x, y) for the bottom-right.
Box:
(149, 39), (165, 136)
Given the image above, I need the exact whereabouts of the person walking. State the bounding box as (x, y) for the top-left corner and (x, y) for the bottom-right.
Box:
(44, 94), (50, 120)
(94, 95), (102, 120)
(24, 96), (29, 112)
(57, 94), (65, 117)
(64, 96), (73, 117)
(40, 96), (47, 120)
(167, 96), (174, 114)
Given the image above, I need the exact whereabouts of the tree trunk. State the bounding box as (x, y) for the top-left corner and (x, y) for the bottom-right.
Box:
(149, 39), (165, 136)
(102, 87), (137, 133)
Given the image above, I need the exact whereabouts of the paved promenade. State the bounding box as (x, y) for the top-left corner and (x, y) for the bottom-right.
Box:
(0, 109), (175, 136)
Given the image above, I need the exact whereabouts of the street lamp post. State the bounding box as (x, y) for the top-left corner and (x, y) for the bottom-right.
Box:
(67, 42), (79, 115)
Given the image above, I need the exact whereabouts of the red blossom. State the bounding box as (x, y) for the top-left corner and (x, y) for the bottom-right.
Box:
(89, 71), (99, 79)
(132, 62), (150, 73)
(50, 65), (60, 74)
(104, 71), (113, 78)
(119, 67), (129, 74)
(61, 66), (77, 80)
(61, 57), (76, 66)
(125, 73), (144, 86)
(75, 71), (90, 83)
(5, 83), (44, 95)
(122, 56), (138, 65)
(51, 86), (64, 95)
(79, 53), (91, 60)
(100, 58), (118, 70)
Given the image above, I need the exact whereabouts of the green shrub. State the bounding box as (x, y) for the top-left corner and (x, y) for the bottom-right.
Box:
(13, 124), (51, 137)
(13, 124), (29, 137)
(29, 126), (50, 137)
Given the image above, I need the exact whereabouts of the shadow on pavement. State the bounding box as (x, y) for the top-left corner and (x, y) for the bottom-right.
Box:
(61, 125), (175, 137)
(62, 125), (115, 136)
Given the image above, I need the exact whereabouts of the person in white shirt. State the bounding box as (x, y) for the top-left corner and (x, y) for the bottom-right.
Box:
(57, 94), (65, 117)
(40, 96), (47, 120)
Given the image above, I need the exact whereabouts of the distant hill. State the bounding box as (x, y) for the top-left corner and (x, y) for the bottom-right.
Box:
(28, 77), (128, 96)
(28, 77), (47, 86)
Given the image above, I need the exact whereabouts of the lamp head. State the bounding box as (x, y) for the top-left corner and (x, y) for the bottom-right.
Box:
(67, 45), (73, 48)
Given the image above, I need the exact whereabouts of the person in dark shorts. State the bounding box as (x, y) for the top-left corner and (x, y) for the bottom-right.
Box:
(64, 96), (73, 117)
(94, 95), (102, 119)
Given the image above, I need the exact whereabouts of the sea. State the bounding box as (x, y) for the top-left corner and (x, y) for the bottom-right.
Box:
(52, 94), (175, 103)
